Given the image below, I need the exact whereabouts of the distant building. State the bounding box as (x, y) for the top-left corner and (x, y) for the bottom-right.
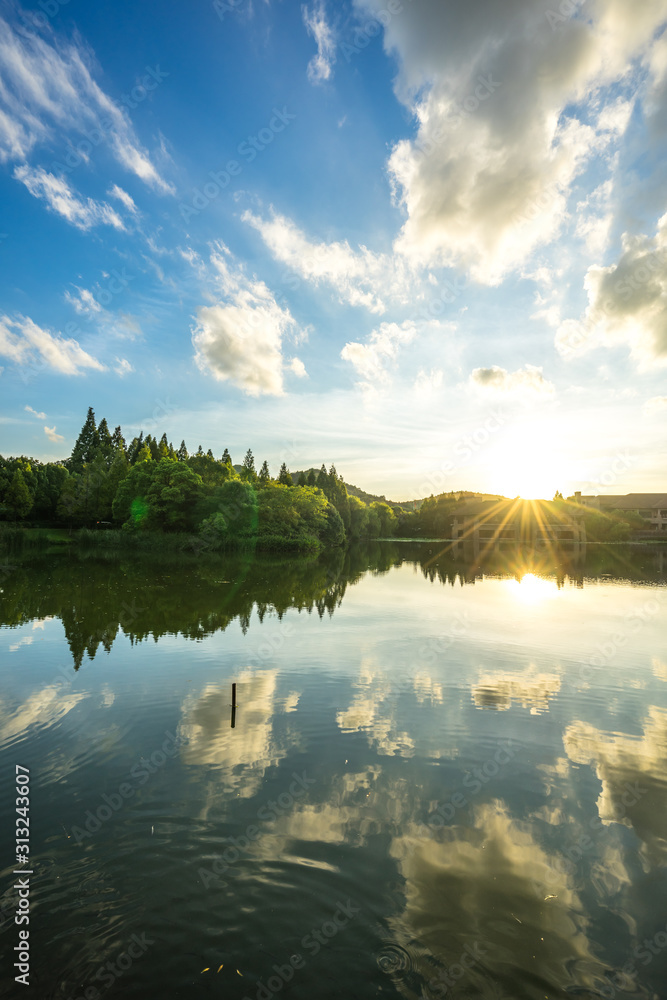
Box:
(568, 493), (667, 533)
(452, 498), (586, 554)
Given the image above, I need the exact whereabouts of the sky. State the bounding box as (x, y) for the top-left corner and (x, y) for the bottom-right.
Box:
(0, 0), (666, 501)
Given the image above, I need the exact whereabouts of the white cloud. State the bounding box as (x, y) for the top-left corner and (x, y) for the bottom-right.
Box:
(114, 357), (134, 377)
(341, 321), (417, 392)
(14, 166), (125, 231)
(0, 13), (173, 193)
(289, 357), (308, 377)
(470, 364), (555, 397)
(108, 184), (138, 214)
(24, 404), (46, 419)
(191, 244), (307, 397)
(644, 395), (667, 414)
(243, 208), (414, 314)
(414, 368), (443, 395)
(302, 2), (336, 84)
(556, 212), (667, 367)
(353, 0), (666, 282)
(44, 425), (64, 443)
(64, 286), (103, 315)
(0, 314), (105, 375)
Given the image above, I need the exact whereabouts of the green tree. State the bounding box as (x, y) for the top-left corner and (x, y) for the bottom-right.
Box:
(277, 462), (293, 486)
(4, 468), (33, 520)
(306, 469), (317, 487)
(371, 501), (397, 537)
(258, 460), (271, 485)
(177, 440), (189, 461)
(143, 460), (205, 531)
(222, 448), (232, 466)
(111, 425), (126, 457)
(70, 407), (99, 474)
(241, 448), (256, 482)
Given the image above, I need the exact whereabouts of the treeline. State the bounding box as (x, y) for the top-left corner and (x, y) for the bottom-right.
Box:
(0, 408), (403, 551)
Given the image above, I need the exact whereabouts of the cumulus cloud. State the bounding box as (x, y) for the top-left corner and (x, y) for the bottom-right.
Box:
(0, 314), (105, 375)
(44, 425), (64, 443)
(24, 404), (46, 419)
(556, 212), (667, 367)
(243, 208), (413, 313)
(14, 166), (125, 231)
(353, 0), (666, 282)
(302, 2), (336, 84)
(0, 13), (173, 193)
(470, 364), (555, 397)
(288, 357), (308, 377)
(191, 244), (307, 396)
(341, 321), (417, 392)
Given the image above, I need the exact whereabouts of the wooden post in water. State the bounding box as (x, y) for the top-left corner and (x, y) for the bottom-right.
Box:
(231, 683), (237, 729)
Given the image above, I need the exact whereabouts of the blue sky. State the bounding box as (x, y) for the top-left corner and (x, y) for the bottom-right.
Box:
(1, 0), (666, 499)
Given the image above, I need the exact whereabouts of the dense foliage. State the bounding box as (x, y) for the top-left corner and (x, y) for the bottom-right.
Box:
(0, 408), (401, 551)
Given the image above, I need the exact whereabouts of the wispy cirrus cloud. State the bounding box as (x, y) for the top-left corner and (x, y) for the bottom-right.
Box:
(0, 12), (173, 194)
(24, 404), (46, 419)
(14, 166), (125, 230)
(243, 208), (414, 314)
(302, 2), (336, 84)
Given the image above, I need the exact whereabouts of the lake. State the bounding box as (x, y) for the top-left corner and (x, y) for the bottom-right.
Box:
(1, 540), (666, 999)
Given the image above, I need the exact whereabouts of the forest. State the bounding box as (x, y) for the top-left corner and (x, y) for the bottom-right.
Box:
(0, 407), (403, 551)
(0, 408), (644, 550)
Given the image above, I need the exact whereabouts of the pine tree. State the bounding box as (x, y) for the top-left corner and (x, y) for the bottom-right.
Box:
(306, 469), (317, 487)
(196, 445), (204, 457)
(222, 448), (232, 466)
(241, 448), (256, 481)
(136, 443), (152, 463)
(158, 433), (170, 460)
(206, 448), (214, 459)
(97, 418), (113, 463)
(70, 407), (99, 474)
(258, 460), (270, 484)
(177, 440), (188, 461)
(111, 426), (126, 457)
(127, 432), (144, 465)
(278, 462), (292, 486)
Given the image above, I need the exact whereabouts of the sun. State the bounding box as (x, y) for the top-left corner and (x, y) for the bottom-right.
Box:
(485, 421), (569, 500)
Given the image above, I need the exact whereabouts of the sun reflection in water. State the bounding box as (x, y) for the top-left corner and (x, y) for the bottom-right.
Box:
(507, 572), (560, 604)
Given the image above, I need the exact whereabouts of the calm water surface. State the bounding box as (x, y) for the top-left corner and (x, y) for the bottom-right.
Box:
(1, 541), (666, 999)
